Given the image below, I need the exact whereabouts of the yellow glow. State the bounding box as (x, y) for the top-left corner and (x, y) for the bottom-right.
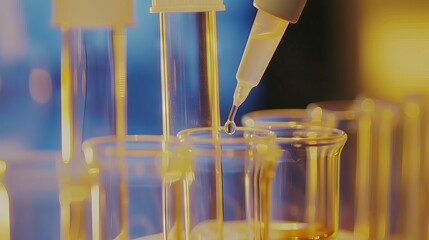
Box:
(0, 161), (6, 174)
(29, 68), (52, 104)
(360, 6), (429, 100)
(310, 107), (323, 122)
(61, 31), (73, 164)
(305, 146), (318, 223)
(88, 167), (99, 176)
(112, 30), (127, 139)
(83, 147), (94, 165)
(243, 118), (255, 127)
(404, 102), (421, 118)
(361, 98), (375, 113)
(91, 184), (100, 240)
(256, 143), (268, 153)
(0, 184), (10, 240)
(0, 0), (27, 61)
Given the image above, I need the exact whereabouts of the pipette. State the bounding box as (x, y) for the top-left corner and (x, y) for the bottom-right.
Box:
(225, 0), (307, 134)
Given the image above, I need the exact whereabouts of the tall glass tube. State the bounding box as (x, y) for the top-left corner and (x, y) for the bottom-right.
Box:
(60, 28), (117, 240)
(61, 29), (116, 164)
(159, 11), (221, 137)
(158, 11), (223, 239)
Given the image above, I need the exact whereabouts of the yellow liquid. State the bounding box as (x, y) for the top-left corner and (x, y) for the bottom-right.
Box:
(268, 221), (333, 239)
(134, 220), (335, 240)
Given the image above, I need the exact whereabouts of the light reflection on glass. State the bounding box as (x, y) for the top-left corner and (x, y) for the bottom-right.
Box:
(29, 68), (52, 104)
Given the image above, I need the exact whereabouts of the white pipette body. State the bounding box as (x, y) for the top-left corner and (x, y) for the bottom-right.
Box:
(232, 0), (307, 108)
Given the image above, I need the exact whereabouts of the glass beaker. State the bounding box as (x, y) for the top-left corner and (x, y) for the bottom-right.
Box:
(83, 135), (189, 240)
(241, 111), (347, 240)
(306, 100), (359, 235)
(0, 151), (92, 240)
(307, 97), (400, 240)
(176, 127), (280, 240)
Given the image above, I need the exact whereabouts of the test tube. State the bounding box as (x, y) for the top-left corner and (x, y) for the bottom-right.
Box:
(52, 1), (134, 238)
(52, 0), (133, 161)
(151, 2), (225, 237)
(150, 0), (225, 137)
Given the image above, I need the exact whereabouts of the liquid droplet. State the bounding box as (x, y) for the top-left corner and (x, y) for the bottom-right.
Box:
(224, 120), (236, 135)
(224, 104), (239, 135)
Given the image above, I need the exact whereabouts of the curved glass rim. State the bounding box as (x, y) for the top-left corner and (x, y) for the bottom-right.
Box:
(307, 100), (357, 120)
(266, 124), (347, 144)
(241, 108), (328, 129)
(176, 126), (277, 144)
(82, 134), (171, 149)
(82, 135), (179, 162)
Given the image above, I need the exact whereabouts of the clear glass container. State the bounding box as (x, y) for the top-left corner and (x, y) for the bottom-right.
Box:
(307, 97), (400, 240)
(83, 135), (187, 240)
(0, 151), (92, 240)
(177, 127), (280, 239)
(159, 11), (221, 137)
(242, 111), (348, 240)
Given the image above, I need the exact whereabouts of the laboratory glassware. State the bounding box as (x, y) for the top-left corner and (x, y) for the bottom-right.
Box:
(307, 97), (400, 240)
(52, 0), (133, 166)
(177, 127), (280, 239)
(0, 151), (92, 240)
(241, 108), (336, 129)
(83, 135), (188, 240)
(150, 0), (225, 137)
(240, 120), (347, 239)
(397, 94), (429, 240)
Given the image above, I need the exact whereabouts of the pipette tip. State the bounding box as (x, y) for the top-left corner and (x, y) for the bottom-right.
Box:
(224, 105), (239, 135)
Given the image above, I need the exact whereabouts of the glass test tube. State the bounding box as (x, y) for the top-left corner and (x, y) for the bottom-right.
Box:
(157, 9), (223, 239)
(159, 11), (221, 137)
(59, 29), (118, 240)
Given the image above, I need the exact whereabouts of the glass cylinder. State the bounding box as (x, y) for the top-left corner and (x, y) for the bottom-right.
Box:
(159, 11), (221, 136)
(177, 127), (280, 239)
(60, 29), (116, 164)
(83, 135), (189, 240)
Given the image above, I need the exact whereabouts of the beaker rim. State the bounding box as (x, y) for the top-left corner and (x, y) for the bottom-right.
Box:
(177, 126), (277, 144)
(267, 124), (347, 145)
(307, 100), (357, 120)
(82, 135), (175, 148)
(241, 108), (331, 128)
(82, 135), (180, 162)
